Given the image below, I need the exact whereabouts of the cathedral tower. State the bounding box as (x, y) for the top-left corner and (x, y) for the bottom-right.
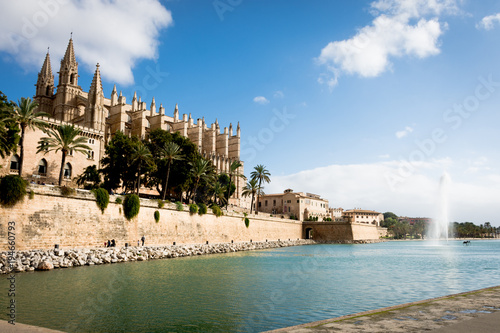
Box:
(53, 37), (82, 122)
(34, 49), (55, 115)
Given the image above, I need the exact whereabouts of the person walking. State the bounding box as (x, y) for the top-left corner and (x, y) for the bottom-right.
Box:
(141, 235), (145, 246)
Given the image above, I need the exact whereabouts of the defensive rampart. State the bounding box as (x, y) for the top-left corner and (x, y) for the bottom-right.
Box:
(0, 185), (303, 251)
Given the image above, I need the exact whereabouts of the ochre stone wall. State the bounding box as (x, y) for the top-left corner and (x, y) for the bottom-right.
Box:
(0, 185), (303, 251)
(303, 222), (380, 242)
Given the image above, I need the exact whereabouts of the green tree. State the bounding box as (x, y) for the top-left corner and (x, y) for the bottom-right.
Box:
(130, 141), (154, 195)
(383, 212), (398, 220)
(147, 129), (199, 200)
(226, 160), (245, 207)
(37, 124), (91, 186)
(158, 141), (183, 200)
(242, 178), (260, 214)
(210, 176), (227, 207)
(100, 132), (138, 192)
(189, 157), (212, 203)
(8, 97), (49, 176)
(250, 164), (271, 214)
(75, 165), (101, 189)
(0, 92), (20, 159)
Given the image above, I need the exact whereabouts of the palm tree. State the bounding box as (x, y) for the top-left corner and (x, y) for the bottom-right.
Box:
(159, 141), (183, 200)
(9, 97), (49, 176)
(189, 157), (211, 203)
(37, 124), (91, 186)
(75, 165), (101, 189)
(131, 142), (154, 195)
(250, 164), (271, 214)
(226, 160), (246, 207)
(242, 178), (260, 214)
(211, 180), (226, 206)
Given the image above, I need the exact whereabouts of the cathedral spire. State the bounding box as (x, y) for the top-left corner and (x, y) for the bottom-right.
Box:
(59, 37), (78, 86)
(62, 37), (76, 67)
(36, 49), (54, 97)
(89, 63), (103, 96)
(85, 63), (105, 131)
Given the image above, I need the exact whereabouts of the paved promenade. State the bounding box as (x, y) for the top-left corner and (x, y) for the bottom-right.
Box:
(0, 321), (63, 332)
(266, 286), (500, 333)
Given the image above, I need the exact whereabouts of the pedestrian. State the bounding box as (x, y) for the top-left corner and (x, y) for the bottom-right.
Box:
(137, 240), (140, 246)
(141, 235), (145, 246)
(111, 239), (116, 247)
(107, 240), (111, 247)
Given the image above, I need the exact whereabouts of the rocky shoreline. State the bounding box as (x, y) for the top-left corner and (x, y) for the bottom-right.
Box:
(0, 239), (315, 274)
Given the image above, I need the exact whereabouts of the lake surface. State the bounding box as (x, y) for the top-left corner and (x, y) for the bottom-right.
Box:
(1, 240), (499, 332)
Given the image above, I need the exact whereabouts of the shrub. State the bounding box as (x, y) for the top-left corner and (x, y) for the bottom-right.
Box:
(175, 201), (183, 211)
(92, 188), (109, 213)
(0, 175), (27, 207)
(29, 190), (35, 200)
(198, 203), (207, 215)
(115, 197), (123, 204)
(189, 203), (198, 215)
(244, 217), (250, 228)
(60, 186), (75, 197)
(123, 194), (140, 220)
(157, 199), (165, 209)
(211, 204), (223, 217)
(154, 210), (160, 223)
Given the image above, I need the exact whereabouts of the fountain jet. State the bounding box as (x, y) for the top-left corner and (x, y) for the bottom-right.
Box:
(428, 172), (450, 241)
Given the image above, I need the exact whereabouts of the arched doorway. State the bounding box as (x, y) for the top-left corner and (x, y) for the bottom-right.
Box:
(305, 227), (313, 240)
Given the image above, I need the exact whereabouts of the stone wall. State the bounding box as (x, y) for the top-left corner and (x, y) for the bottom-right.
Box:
(303, 221), (380, 242)
(0, 185), (303, 251)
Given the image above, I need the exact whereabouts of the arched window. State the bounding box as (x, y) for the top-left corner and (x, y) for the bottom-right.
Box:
(38, 159), (47, 176)
(10, 155), (20, 172)
(63, 163), (72, 179)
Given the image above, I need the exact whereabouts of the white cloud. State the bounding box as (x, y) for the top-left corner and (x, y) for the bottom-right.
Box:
(266, 159), (500, 225)
(273, 90), (285, 99)
(317, 0), (457, 87)
(253, 96), (270, 105)
(379, 154), (391, 159)
(0, 0), (173, 85)
(476, 13), (500, 30)
(395, 126), (414, 138)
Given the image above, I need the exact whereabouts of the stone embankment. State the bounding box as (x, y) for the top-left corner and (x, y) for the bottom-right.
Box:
(0, 239), (315, 274)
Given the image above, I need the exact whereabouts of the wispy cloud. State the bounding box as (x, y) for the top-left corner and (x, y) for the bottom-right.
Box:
(0, 0), (173, 85)
(317, 0), (458, 88)
(395, 126), (414, 138)
(476, 13), (500, 30)
(253, 96), (270, 105)
(266, 158), (500, 224)
(273, 90), (285, 99)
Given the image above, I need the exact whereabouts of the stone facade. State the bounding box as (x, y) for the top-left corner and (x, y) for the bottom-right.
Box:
(342, 209), (384, 226)
(258, 189), (330, 221)
(1, 38), (245, 205)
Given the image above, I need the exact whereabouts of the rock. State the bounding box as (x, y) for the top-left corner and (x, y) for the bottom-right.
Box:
(37, 261), (54, 271)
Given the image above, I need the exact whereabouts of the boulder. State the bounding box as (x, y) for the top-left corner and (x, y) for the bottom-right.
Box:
(37, 261), (54, 271)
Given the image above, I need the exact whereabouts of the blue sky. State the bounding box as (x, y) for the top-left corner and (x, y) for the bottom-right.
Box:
(1, 0), (500, 225)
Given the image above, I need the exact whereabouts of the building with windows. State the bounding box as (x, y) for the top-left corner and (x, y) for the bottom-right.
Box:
(342, 209), (384, 226)
(257, 189), (330, 221)
(1, 38), (245, 205)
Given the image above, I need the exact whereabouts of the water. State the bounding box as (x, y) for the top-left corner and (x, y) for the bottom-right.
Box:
(1, 240), (499, 332)
(428, 172), (451, 240)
